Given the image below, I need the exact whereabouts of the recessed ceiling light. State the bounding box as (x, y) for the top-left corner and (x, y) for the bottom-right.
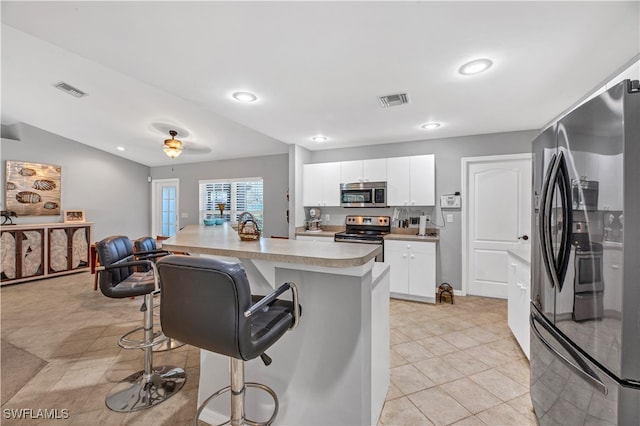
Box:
(458, 58), (493, 75)
(232, 91), (257, 102)
(311, 135), (328, 142)
(421, 122), (441, 130)
(117, 146), (125, 151)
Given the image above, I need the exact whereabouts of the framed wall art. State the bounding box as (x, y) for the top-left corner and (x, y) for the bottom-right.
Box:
(63, 210), (85, 223)
(5, 161), (61, 216)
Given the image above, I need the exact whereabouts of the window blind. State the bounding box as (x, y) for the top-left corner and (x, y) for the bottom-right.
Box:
(198, 178), (263, 226)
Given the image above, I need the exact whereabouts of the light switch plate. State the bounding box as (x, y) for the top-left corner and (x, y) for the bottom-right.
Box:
(446, 214), (454, 223)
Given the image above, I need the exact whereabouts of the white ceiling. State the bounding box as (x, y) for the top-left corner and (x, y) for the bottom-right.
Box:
(2, 1), (639, 167)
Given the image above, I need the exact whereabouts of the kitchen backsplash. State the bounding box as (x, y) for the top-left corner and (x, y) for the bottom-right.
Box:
(304, 206), (437, 229)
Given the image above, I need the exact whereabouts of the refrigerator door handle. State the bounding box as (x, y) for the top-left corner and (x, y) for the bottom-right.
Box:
(530, 309), (608, 395)
(539, 153), (558, 288)
(555, 152), (573, 291)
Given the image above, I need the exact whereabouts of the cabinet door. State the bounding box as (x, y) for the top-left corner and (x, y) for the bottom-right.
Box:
(363, 159), (387, 182)
(340, 160), (363, 183)
(386, 157), (411, 206)
(385, 241), (409, 294)
(1, 229), (45, 282)
(407, 243), (436, 298)
(70, 226), (90, 269)
(322, 162), (341, 206)
(410, 155), (435, 206)
(303, 164), (324, 206)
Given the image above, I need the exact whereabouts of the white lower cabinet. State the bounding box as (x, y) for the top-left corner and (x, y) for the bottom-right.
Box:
(507, 252), (531, 359)
(385, 240), (436, 303)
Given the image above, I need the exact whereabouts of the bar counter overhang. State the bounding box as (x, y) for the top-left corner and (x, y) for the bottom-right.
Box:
(162, 224), (390, 425)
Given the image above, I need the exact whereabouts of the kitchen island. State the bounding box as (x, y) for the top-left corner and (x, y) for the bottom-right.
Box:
(161, 224), (390, 425)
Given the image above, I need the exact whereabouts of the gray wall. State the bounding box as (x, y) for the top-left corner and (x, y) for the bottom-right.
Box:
(307, 130), (540, 291)
(150, 154), (289, 238)
(0, 123), (151, 241)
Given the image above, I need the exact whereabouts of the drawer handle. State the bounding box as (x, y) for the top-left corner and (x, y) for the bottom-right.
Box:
(610, 264), (620, 269)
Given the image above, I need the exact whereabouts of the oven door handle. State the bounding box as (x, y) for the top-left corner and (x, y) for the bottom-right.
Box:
(530, 307), (607, 395)
(334, 238), (383, 245)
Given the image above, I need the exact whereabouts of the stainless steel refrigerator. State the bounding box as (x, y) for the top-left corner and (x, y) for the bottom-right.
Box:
(530, 79), (640, 425)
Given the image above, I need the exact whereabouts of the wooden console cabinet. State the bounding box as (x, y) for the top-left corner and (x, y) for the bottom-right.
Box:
(1, 222), (93, 285)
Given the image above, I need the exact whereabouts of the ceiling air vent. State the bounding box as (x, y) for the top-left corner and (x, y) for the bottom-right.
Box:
(378, 92), (409, 108)
(53, 82), (88, 98)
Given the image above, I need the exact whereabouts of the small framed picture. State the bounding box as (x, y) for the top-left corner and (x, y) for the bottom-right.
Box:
(64, 210), (85, 223)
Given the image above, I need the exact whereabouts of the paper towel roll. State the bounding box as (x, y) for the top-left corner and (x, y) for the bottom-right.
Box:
(418, 215), (427, 236)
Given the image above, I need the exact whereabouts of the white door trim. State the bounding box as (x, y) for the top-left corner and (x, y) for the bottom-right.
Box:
(151, 178), (180, 237)
(461, 153), (532, 296)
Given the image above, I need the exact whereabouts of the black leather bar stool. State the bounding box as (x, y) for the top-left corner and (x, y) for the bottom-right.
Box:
(96, 235), (186, 412)
(156, 255), (301, 426)
(133, 236), (185, 352)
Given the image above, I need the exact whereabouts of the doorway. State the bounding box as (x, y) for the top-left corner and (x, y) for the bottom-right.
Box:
(151, 178), (180, 238)
(462, 154), (531, 298)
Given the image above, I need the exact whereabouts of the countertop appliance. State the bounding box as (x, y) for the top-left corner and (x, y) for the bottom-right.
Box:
(530, 79), (640, 425)
(340, 182), (387, 208)
(334, 215), (390, 262)
(306, 208), (322, 232)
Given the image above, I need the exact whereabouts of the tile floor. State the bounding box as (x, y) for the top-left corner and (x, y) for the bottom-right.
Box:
(1, 271), (536, 425)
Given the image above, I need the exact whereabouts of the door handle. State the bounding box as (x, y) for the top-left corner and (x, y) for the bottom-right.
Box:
(530, 308), (607, 395)
(540, 153), (558, 289)
(518, 235), (529, 241)
(555, 152), (573, 291)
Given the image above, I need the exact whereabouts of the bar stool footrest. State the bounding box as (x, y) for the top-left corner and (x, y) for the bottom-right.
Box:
(194, 382), (278, 426)
(118, 327), (169, 350)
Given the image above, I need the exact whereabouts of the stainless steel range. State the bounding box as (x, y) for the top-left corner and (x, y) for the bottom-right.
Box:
(334, 215), (390, 262)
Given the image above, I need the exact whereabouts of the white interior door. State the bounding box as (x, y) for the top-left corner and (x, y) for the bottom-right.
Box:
(463, 154), (531, 298)
(152, 178), (179, 238)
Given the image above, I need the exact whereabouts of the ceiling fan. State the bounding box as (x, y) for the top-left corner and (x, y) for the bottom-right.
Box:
(153, 123), (211, 158)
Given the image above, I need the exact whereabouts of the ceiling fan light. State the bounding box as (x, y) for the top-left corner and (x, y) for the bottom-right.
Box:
(163, 130), (183, 158)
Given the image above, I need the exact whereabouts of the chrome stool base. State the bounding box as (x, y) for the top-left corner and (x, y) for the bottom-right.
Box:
(106, 365), (186, 412)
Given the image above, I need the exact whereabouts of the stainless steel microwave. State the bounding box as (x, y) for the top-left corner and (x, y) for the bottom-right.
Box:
(340, 182), (387, 207)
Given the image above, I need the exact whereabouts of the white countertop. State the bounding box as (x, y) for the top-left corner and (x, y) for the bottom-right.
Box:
(162, 224), (381, 268)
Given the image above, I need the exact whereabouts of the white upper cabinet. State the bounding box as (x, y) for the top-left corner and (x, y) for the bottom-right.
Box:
(340, 161), (363, 183)
(363, 159), (387, 182)
(387, 155), (435, 206)
(410, 155), (435, 206)
(387, 157), (411, 206)
(340, 159), (387, 183)
(303, 162), (341, 207)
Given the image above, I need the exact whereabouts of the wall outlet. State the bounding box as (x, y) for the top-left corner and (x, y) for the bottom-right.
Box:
(325, 214), (330, 222)
(181, 212), (189, 219)
(425, 215), (431, 222)
(446, 214), (454, 223)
